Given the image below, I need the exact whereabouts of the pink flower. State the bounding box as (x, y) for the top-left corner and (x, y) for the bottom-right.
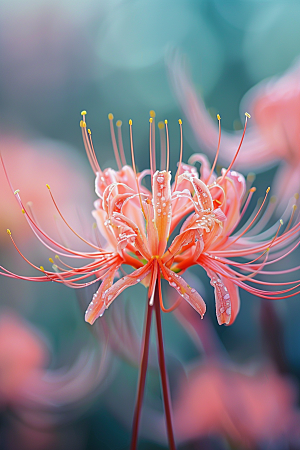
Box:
(172, 362), (300, 447)
(1, 111), (300, 328)
(0, 133), (93, 245)
(2, 109), (300, 450)
(0, 311), (47, 404)
(169, 57), (300, 210)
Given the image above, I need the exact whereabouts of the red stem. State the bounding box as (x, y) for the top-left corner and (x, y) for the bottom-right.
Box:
(130, 301), (153, 450)
(154, 285), (177, 450)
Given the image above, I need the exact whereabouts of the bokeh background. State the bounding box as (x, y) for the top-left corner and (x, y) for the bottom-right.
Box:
(1, 1), (300, 449)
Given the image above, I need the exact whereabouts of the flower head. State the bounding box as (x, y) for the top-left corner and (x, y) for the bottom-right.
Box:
(1, 111), (300, 327)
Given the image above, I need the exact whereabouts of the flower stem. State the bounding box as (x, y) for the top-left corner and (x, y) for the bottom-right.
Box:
(130, 300), (153, 450)
(154, 285), (177, 450)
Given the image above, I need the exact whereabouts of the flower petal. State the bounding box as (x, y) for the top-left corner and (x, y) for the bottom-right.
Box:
(153, 170), (172, 256)
(99, 261), (153, 316)
(160, 264), (206, 318)
(205, 268), (240, 325)
(85, 264), (121, 325)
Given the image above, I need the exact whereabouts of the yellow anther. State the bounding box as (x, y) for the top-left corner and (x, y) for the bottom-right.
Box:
(80, 120), (86, 128)
(266, 187), (270, 193)
(250, 187), (256, 193)
(270, 195), (276, 203)
(178, 119), (182, 125)
(214, 199), (222, 205)
(81, 110), (87, 116)
(217, 114), (221, 121)
(14, 189), (20, 195)
(164, 119), (168, 124)
(108, 113), (114, 120)
(49, 258), (54, 263)
(129, 119), (132, 125)
(149, 110), (156, 118)
(40, 266), (45, 271)
(55, 255), (59, 259)
(92, 222), (97, 229)
(266, 247), (270, 252)
(116, 120), (122, 127)
(294, 193), (299, 200)
(149, 117), (153, 123)
(88, 129), (91, 135)
(46, 184), (51, 190)
(158, 121), (164, 129)
(293, 204), (297, 211)
(280, 219), (284, 225)
(21, 208), (25, 214)
(6, 229), (11, 235)
(245, 112), (251, 118)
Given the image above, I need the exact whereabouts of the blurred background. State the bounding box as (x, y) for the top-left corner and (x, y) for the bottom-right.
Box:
(1, 0), (300, 449)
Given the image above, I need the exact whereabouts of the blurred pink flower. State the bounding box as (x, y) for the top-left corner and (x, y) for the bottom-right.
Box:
(0, 133), (94, 246)
(0, 310), (110, 449)
(172, 362), (300, 447)
(169, 57), (300, 210)
(0, 311), (47, 405)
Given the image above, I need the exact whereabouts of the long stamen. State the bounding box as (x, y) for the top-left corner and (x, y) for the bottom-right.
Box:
(149, 117), (154, 178)
(7, 229), (53, 276)
(165, 119), (170, 172)
(116, 120), (127, 166)
(208, 114), (221, 182)
(158, 121), (166, 170)
(150, 110), (156, 173)
(108, 113), (122, 170)
(80, 111), (101, 174)
(224, 186), (271, 248)
(129, 120), (146, 219)
(220, 112), (250, 182)
(285, 204), (297, 233)
(46, 184), (102, 251)
(173, 119), (183, 193)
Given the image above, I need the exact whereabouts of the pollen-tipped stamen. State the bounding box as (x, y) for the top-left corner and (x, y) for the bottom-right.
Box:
(116, 120), (127, 166)
(220, 112), (250, 182)
(208, 114), (221, 182)
(108, 113), (122, 170)
(129, 119), (147, 219)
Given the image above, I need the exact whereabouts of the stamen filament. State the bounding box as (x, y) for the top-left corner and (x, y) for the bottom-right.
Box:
(220, 113), (250, 182)
(108, 113), (122, 170)
(208, 114), (221, 182)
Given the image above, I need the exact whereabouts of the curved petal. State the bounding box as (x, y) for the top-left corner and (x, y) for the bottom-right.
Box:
(153, 170), (172, 256)
(85, 264), (121, 325)
(100, 261), (153, 313)
(204, 267), (240, 326)
(160, 264), (206, 318)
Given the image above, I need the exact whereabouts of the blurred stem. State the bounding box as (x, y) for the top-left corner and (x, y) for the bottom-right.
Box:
(154, 285), (177, 450)
(130, 299), (153, 450)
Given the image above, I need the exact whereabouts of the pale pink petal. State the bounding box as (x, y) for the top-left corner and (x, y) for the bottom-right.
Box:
(102, 261), (153, 310)
(221, 275), (240, 326)
(205, 267), (237, 325)
(161, 265), (206, 318)
(85, 264), (121, 324)
(153, 170), (172, 256)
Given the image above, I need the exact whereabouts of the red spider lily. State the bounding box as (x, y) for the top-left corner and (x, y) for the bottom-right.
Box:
(1, 110), (300, 449)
